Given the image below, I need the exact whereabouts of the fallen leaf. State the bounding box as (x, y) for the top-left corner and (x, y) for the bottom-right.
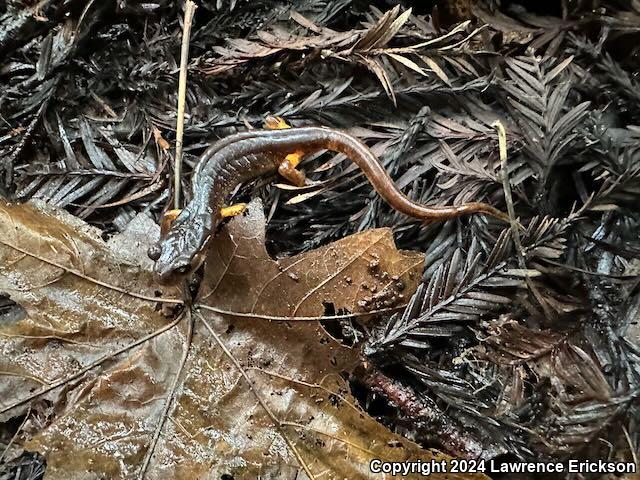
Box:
(0, 200), (180, 410)
(200, 199), (424, 316)
(0, 199), (487, 479)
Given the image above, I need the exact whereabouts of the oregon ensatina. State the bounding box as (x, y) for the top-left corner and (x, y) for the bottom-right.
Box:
(148, 127), (509, 281)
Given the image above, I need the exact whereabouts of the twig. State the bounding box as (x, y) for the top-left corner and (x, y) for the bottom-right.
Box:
(622, 425), (638, 467)
(492, 122), (552, 325)
(0, 371), (47, 385)
(174, 0), (197, 210)
(361, 369), (503, 460)
(197, 312), (316, 480)
(138, 310), (193, 479)
(4, 94), (53, 190)
(492, 120), (526, 268)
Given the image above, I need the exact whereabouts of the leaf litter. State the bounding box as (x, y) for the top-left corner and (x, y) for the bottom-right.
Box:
(2, 0), (640, 477)
(0, 198), (482, 479)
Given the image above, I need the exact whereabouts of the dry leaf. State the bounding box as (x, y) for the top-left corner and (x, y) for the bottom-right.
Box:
(152, 126), (170, 151)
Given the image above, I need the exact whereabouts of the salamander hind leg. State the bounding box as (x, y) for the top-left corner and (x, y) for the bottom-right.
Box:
(278, 160), (306, 187)
(265, 115), (307, 186)
(264, 116), (291, 130)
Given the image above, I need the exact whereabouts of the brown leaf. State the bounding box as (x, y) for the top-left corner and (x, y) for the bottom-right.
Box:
(152, 126), (170, 151)
(368, 7), (413, 50)
(200, 199), (423, 316)
(476, 318), (567, 365)
(0, 199), (484, 479)
(387, 52), (427, 76)
(289, 10), (324, 34)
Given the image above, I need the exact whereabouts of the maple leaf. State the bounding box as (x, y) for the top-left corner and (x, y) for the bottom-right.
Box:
(0, 199), (487, 479)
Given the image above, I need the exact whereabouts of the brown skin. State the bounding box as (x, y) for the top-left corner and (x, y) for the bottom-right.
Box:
(149, 127), (509, 282)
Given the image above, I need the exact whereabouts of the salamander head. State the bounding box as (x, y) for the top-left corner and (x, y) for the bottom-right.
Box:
(147, 208), (212, 284)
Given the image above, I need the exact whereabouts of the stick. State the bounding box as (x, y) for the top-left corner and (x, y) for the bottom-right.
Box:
(493, 120), (526, 268)
(174, 0), (197, 210)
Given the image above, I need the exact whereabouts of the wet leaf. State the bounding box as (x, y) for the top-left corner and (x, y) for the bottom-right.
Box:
(0, 199), (483, 479)
(200, 199), (423, 316)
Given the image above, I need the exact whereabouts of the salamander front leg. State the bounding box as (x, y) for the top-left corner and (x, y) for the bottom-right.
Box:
(159, 203), (247, 241)
(160, 209), (182, 237)
(148, 209), (183, 260)
(220, 203), (248, 218)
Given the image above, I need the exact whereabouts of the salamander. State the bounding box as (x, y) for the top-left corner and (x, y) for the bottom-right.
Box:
(148, 125), (509, 282)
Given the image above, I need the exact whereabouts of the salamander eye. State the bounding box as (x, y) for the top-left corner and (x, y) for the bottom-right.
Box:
(148, 244), (161, 261)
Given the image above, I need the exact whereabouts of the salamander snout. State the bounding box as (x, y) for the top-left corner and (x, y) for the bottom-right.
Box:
(147, 239), (197, 285)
